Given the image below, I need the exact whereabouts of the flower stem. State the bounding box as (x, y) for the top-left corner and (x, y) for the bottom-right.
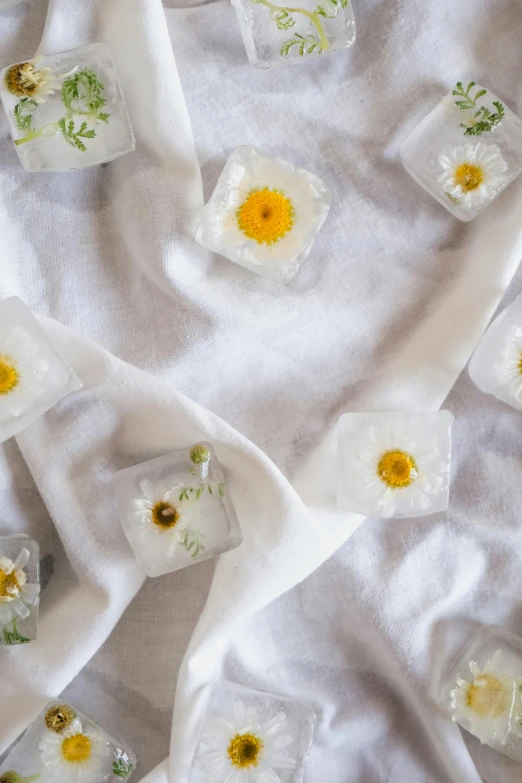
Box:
(257, 0), (330, 50)
(25, 775), (41, 782)
(14, 123), (58, 146)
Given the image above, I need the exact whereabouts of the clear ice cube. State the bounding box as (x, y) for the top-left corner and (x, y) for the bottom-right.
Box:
(0, 296), (82, 443)
(0, 700), (137, 781)
(0, 535), (39, 646)
(191, 681), (317, 783)
(401, 82), (522, 221)
(114, 442), (242, 578)
(0, 43), (135, 172)
(232, 0), (356, 68)
(337, 411), (454, 518)
(440, 626), (522, 761)
(195, 145), (331, 283)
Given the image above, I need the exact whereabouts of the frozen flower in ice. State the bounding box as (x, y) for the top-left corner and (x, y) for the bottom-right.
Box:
(39, 717), (112, 783)
(45, 704), (77, 734)
(191, 444), (210, 466)
(499, 325), (522, 403)
(0, 327), (53, 422)
(0, 548), (40, 628)
(198, 700), (296, 782)
(132, 479), (204, 559)
(343, 419), (449, 518)
(450, 650), (519, 745)
(438, 142), (508, 209)
(4, 58), (76, 104)
(196, 147), (330, 282)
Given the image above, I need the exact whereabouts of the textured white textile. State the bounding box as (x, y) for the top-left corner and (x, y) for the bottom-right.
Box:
(1, 0), (522, 782)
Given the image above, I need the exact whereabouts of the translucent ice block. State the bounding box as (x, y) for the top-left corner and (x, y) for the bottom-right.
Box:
(0, 296), (82, 443)
(0, 700), (137, 781)
(114, 442), (242, 577)
(440, 626), (522, 761)
(0, 43), (135, 172)
(232, 0), (356, 68)
(337, 410), (454, 518)
(401, 81), (522, 221)
(195, 145), (331, 283)
(0, 535), (39, 645)
(469, 291), (522, 412)
(192, 681), (317, 783)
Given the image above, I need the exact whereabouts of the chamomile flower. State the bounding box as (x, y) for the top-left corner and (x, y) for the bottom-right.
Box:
(340, 417), (451, 518)
(438, 142), (508, 210)
(196, 146), (330, 282)
(132, 479), (203, 559)
(498, 325), (522, 403)
(4, 58), (76, 104)
(0, 326), (54, 422)
(450, 650), (519, 745)
(0, 548), (40, 628)
(197, 700), (296, 782)
(39, 717), (112, 783)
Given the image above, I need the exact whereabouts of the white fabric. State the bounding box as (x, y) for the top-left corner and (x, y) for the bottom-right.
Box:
(0, 1), (522, 782)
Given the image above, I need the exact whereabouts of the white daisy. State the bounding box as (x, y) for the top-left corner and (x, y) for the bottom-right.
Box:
(0, 326), (54, 423)
(342, 419), (449, 518)
(498, 325), (522, 403)
(196, 147), (330, 281)
(0, 548), (40, 628)
(39, 717), (112, 783)
(198, 700), (296, 782)
(450, 650), (520, 745)
(438, 142), (508, 210)
(132, 479), (202, 559)
(4, 58), (77, 104)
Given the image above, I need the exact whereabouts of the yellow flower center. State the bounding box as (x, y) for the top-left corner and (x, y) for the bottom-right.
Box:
(151, 501), (179, 529)
(0, 569), (19, 599)
(61, 734), (92, 764)
(466, 674), (509, 718)
(454, 163), (484, 193)
(227, 733), (264, 769)
(377, 450), (417, 489)
(517, 351), (522, 375)
(5, 63), (45, 97)
(237, 188), (294, 245)
(0, 356), (19, 395)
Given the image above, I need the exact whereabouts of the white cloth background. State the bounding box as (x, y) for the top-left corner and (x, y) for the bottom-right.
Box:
(1, 0), (522, 782)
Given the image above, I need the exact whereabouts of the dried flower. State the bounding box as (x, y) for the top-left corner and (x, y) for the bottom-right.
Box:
(5, 59), (68, 103)
(45, 704), (76, 733)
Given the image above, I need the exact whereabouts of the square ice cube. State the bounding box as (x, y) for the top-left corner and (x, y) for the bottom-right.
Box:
(0, 700), (137, 781)
(0, 535), (39, 646)
(440, 626), (522, 761)
(114, 442), (242, 578)
(231, 0), (355, 68)
(337, 411), (454, 518)
(195, 146), (330, 283)
(0, 296), (82, 444)
(469, 292), (522, 412)
(191, 681), (317, 783)
(400, 81), (522, 221)
(0, 43), (135, 172)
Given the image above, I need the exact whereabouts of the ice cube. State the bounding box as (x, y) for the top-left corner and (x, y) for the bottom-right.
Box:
(232, 0), (356, 68)
(0, 535), (39, 646)
(114, 442), (242, 578)
(0, 43), (135, 172)
(401, 81), (522, 221)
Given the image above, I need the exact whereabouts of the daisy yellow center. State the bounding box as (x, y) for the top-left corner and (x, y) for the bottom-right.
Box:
(227, 732), (264, 769)
(5, 63), (43, 97)
(377, 450), (417, 489)
(517, 351), (522, 375)
(61, 734), (92, 764)
(0, 356), (19, 395)
(0, 569), (18, 598)
(454, 163), (484, 193)
(466, 674), (508, 718)
(237, 188), (294, 245)
(151, 501), (179, 529)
